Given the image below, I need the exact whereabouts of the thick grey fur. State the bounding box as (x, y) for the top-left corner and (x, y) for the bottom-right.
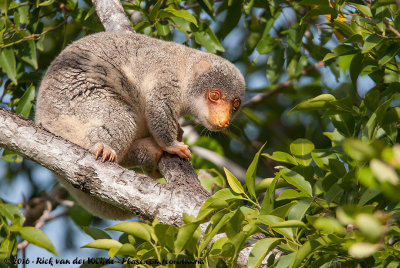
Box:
(36, 31), (245, 219)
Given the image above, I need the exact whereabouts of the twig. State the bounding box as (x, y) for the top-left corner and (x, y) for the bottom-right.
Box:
(1, 21), (66, 49)
(242, 61), (324, 108)
(383, 19), (400, 38)
(45, 211), (69, 223)
(360, 0), (370, 6)
(17, 200), (52, 251)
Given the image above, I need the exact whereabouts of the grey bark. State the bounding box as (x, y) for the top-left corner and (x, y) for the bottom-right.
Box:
(92, 0), (135, 33)
(0, 108), (209, 226)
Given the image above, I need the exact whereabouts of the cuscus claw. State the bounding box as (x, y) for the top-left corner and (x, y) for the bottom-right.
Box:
(93, 143), (117, 162)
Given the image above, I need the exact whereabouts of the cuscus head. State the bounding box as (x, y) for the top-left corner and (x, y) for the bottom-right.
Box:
(188, 55), (246, 131)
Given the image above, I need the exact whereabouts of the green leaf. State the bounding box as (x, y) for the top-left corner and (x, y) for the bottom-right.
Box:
(81, 226), (111, 240)
(257, 215), (294, 240)
(289, 94), (336, 113)
(269, 220), (307, 229)
(379, 42), (400, 66)
(276, 253), (296, 268)
(106, 222), (151, 242)
(325, 183), (343, 204)
(348, 242), (379, 259)
(199, 211), (234, 253)
(280, 167), (312, 197)
(288, 23), (307, 52)
(193, 23), (225, 53)
(1, 149), (23, 163)
(82, 239), (122, 250)
(353, 4), (372, 17)
(0, 48), (17, 84)
(67, 206), (92, 226)
(365, 98), (392, 140)
(217, 0), (242, 39)
(313, 217), (346, 234)
(372, 0), (396, 8)
(224, 168), (244, 194)
(212, 188), (242, 201)
(84, 6), (96, 20)
(356, 213), (383, 241)
(302, 6), (334, 22)
(13, 226), (59, 256)
(38, 0), (55, 6)
(290, 139), (315, 166)
(197, 197), (228, 221)
(149, 0), (163, 21)
(112, 243), (136, 257)
(256, 12), (281, 54)
(332, 20), (356, 39)
(159, 7), (198, 27)
(226, 230), (252, 261)
(246, 143), (266, 199)
(197, 0), (214, 18)
(174, 222), (199, 253)
(154, 224), (177, 250)
(291, 240), (322, 268)
(263, 151), (297, 165)
(260, 176), (278, 215)
(288, 198), (313, 220)
(256, 35), (278, 55)
(19, 40), (38, 70)
(343, 139), (377, 161)
(276, 189), (309, 201)
(311, 149), (338, 170)
(15, 84), (35, 118)
(333, 45), (357, 56)
(17, 5), (29, 24)
(328, 159), (346, 178)
(330, 113), (355, 137)
(362, 35), (384, 53)
(248, 238), (281, 268)
(358, 188), (381, 206)
(267, 48), (285, 83)
(0, 0), (10, 14)
(350, 53), (363, 89)
(156, 21), (170, 36)
(370, 159), (399, 184)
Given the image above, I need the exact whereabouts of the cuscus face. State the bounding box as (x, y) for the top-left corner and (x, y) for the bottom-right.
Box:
(204, 88), (241, 130)
(188, 57), (245, 131)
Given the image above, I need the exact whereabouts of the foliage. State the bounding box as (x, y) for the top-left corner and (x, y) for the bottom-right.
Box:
(0, 200), (58, 268)
(1, 0), (400, 267)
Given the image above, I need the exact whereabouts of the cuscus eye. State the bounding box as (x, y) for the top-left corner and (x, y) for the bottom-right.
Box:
(232, 98), (241, 111)
(208, 90), (221, 102)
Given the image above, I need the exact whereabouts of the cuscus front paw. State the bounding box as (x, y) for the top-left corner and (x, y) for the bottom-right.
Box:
(162, 142), (192, 160)
(92, 143), (117, 162)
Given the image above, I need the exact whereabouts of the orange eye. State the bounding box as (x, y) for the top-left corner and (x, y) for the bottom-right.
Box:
(232, 99), (241, 111)
(208, 90), (221, 102)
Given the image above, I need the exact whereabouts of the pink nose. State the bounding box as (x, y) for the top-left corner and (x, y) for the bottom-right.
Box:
(217, 121), (229, 128)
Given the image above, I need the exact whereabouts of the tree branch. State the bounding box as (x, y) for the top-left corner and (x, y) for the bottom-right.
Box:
(91, 0), (134, 32)
(243, 60), (325, 108)
(0, 108), (209, 226)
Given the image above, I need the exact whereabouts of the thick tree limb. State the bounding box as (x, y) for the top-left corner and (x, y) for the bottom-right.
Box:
(92, 0), (134, 33)
(0, 108), (209, 226)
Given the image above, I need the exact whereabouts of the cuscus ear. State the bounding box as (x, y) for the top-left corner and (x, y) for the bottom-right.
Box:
(194, 60), (211, 77)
